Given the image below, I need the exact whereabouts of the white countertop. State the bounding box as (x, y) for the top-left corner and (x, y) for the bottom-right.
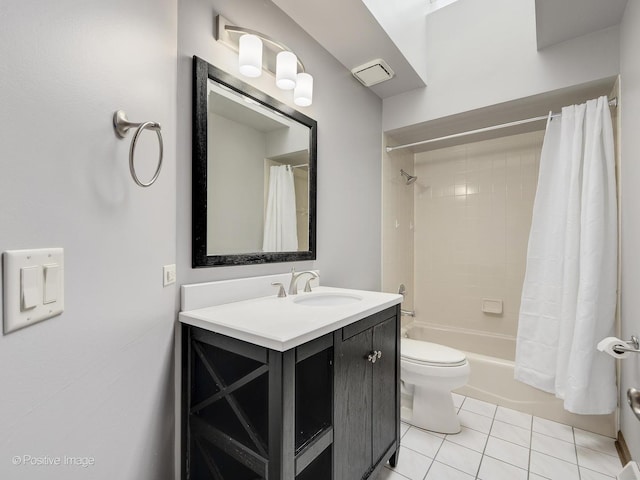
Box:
(179, 286), (402, 351)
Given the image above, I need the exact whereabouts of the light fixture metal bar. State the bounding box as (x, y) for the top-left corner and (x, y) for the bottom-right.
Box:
(215, 15), (305, 73)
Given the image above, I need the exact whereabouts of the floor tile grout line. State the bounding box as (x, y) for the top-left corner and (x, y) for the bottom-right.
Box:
(493, 416), (533, 431)
(461, 406), (534, 476)
(529, 433), (580, 466)
(428, 460), (478, 479)
(459, 407), (498, 419)
(575, 443), (621, 459)
(383, 465), (412, 480)
(458, 396), (494, 476)
(395, 425), (439, 479)
(473, 406), (497, 479)
(421, 395), (467, 480)
(574, 426), (582, 480)
(420, 427), (445, 480)
(579, 465), (619, 479)
(399, 396), (618, 480)
(574, 444), (622, 478)
(465, 418), (532, 451)
(398, 436), (438, 459)
(389, 432), (432, 480)
(482, 452), (531, 473)
(440, 460), (480, 479)
(527, 413), (533, 480)
(533, 427), (580, 445)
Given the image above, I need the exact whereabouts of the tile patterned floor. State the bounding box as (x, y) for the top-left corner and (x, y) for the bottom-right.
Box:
(378, 394), (622, 480)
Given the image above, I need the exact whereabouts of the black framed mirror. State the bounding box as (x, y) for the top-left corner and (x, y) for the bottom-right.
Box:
(192, 56), (317, 267)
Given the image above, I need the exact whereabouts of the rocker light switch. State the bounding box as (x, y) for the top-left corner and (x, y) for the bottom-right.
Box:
(43, 264), (60, 304)
(21, 266), (40, 310)
(3, 248), (64, 334)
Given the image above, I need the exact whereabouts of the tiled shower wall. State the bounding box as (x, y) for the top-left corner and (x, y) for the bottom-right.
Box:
(413, 131), (544, 338)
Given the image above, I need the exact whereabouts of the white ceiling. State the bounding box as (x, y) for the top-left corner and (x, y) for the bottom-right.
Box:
(270, 0), (426, 99)
(272, 0), (628, 101)
(536, 0), (629, 50)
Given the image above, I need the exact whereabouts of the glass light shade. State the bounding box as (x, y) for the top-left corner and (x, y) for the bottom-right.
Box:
(276, 51), (298, 90)
(294, 73), (313, 107)
(238, 34), (263, 78)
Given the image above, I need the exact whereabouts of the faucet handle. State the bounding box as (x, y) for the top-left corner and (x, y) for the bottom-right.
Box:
(304, 279), (313, 293)
(303, 275), (318, 292)
(271, 282), (287, 298)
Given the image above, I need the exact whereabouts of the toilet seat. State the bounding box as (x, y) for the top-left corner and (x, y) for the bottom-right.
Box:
(401, 338), (467, 367)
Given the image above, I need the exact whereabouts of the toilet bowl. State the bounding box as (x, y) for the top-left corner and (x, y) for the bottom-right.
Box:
(401, 338), (470, 434)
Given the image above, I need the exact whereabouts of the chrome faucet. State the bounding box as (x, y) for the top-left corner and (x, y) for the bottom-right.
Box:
(288, 269), (319, 295)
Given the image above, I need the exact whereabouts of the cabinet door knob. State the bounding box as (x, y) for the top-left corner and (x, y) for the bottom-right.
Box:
(367, 351), (377, 363)
(377, 350), (382, 359)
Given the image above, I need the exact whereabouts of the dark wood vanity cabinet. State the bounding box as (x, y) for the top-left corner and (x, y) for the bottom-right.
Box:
(182, 305), (400, 480)
(334, 307), (400, 480)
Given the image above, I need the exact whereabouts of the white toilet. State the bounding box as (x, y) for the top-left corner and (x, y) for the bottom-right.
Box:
(401, 337), (470, 434)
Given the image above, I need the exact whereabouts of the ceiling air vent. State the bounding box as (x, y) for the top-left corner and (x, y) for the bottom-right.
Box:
(351, 59), (395, 87)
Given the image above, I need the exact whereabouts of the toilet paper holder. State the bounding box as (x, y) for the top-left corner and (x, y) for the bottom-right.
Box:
(613, 336), (640, 354)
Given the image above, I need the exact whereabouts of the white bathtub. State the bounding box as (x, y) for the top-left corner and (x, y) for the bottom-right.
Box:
(406, 322), (617, 437)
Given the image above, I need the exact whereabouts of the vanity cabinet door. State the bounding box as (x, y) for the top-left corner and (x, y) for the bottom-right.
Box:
(334, 307), (400, 480)
(334, 327), (373, 480)
(372, 317), (398, 464)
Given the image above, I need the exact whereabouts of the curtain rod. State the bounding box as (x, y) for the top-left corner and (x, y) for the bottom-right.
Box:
(386, 97), (618, 153)
(290, 164), (308, 169)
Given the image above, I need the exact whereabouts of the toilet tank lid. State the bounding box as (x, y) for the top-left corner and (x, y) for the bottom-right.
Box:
(401, 338), (467, 365)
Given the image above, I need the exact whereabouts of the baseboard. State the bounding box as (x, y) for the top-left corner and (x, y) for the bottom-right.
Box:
(617, 430), (632, 466)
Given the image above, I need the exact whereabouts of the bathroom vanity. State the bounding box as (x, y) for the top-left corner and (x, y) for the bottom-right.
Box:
(179, 279), (402, 480)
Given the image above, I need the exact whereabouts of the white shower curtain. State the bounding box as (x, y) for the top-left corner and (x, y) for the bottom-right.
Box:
(514, 96), (617, 414)
(262, 165), (298, 252)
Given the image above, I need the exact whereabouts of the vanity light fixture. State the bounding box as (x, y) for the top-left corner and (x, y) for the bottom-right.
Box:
(276, 51), (298, 90)
(238, 34), (263, 78)
(216, 15), (313, 106)
(294, 73), (313, 107)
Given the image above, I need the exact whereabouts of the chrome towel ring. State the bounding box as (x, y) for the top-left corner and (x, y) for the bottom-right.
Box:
(113, 110), (163, 187)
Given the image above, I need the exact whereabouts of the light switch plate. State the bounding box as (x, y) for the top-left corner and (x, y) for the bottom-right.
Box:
(163, 264), (176, 287)
(3, 248), (64, 334)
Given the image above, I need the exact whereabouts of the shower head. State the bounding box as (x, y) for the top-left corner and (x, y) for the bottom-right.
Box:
(400, 169), (417, 185)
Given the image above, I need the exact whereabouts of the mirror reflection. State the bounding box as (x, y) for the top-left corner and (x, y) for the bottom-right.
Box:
(207, 80), (310, 255)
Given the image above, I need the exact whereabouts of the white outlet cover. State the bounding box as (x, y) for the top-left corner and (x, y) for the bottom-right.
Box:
(3, 248), (64, 334)
(163, 264), (176, 287)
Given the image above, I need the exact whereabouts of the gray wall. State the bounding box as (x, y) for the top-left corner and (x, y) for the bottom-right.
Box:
(0, 0), (383, 478)
(0, 1), (177, 479)
(619, 0), (640, 460)
(177, 0), (384, 290)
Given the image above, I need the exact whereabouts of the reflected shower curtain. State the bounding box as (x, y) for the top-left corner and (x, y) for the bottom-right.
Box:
(262, 165), (298, 252)
(515, 96), (617, 414)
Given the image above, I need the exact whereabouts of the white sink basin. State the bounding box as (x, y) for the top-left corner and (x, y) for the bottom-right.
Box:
(293, 292), (363, 307)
